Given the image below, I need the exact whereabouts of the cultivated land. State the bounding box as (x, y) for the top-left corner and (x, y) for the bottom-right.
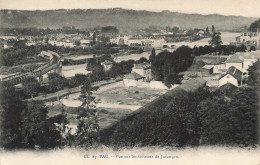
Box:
(46, 85), (168, 132)
(95, 86), (167, 109)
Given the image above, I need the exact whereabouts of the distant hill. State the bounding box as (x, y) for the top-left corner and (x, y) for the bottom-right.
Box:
(0, 8), (258, 31)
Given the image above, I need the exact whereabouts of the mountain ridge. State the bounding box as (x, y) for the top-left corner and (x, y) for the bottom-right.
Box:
(0, 8), (258, 31)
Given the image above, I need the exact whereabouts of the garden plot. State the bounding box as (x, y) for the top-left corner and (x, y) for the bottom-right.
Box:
(95, 86), (167, 110)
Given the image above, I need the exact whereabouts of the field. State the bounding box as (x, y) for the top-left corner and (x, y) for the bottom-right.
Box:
(95, 86), (167, 109)
(47, 85), (167, 133)
(61, 64), (91, 78)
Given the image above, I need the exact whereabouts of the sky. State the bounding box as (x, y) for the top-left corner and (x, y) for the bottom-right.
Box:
(0, 0), (260, 17)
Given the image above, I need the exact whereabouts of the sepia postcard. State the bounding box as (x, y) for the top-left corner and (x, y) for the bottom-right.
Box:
(0, 0), (259, 164)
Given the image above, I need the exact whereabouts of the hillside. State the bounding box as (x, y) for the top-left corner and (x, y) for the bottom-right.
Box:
(0, 8), (258, 31)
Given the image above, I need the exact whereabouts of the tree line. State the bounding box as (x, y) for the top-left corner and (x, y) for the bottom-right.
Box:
(0, 41), (119, 67)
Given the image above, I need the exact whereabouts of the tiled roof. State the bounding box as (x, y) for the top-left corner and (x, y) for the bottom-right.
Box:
(226, 54), (243, 63)
(124, 72), (144, 80)
(134, 62), (151, 69)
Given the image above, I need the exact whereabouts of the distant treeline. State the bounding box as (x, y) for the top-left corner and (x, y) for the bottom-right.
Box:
(192, 44), (250, 56)
(0, 41), (119, 67)
(0, 27), (90, 36)
(0, 26), (119, 36)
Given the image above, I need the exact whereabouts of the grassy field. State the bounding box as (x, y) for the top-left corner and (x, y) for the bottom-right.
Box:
(95, 86), (167, 107)
(47, 85), (167, 132)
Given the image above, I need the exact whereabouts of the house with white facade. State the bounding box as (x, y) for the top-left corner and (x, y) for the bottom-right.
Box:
(123, 72), (145, 87)
(64, 42), (75, 48)
(132, 62), (151, 81)
(219, 66), (242, 87)
(225, 54), (244, 71)
(123, 62), (152, 87)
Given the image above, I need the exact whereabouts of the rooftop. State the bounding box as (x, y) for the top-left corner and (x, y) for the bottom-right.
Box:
(124, 72), (144, 80)
(133, 62), (151, 69)
(219, 66), (242, 81)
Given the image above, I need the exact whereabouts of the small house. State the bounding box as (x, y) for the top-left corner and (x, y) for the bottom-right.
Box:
(218, 66), (242, 87)
(123, 72), (144, 87)
(132, 62), (151, 81)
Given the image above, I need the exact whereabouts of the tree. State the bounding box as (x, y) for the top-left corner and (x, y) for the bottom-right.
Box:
(0, 84), (25, 149)
(101, 26), (119, 34)
(137, 57), (148, 63)
(247, 59), (260, 86)
(211, 25), (215, 33)
(75, 79), (100, 148)
(236, 44), (247, 52)
(22, 76), (40, 98)
(47, 73), (68, 92)
(150, 46), (193, 82)
(74, 40), (80, 46)
(206, 26), (210, 36)
(198, 87), (258, 146)
(69, 74), (89, 87)
(249, 46), (256, 51)
(92, 32), (96, 45)
(80, 79), (94, 109)
(164, 73), (183, 88)
(48, 105), (71, 147)
(21, 101), (60, 149)
(149, 48), (156, 62)
(209, 32), (222, 47)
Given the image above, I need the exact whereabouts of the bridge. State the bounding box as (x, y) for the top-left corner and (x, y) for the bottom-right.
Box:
(1, 51), (62, 86)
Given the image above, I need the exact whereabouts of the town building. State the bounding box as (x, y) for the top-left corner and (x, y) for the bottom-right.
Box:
(218, 66), (242, 87)
(132, 62), (151, 81)
(225, 54), (244, 71)
(123, 72), (145, 87)
(236, 29), (260, 47)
